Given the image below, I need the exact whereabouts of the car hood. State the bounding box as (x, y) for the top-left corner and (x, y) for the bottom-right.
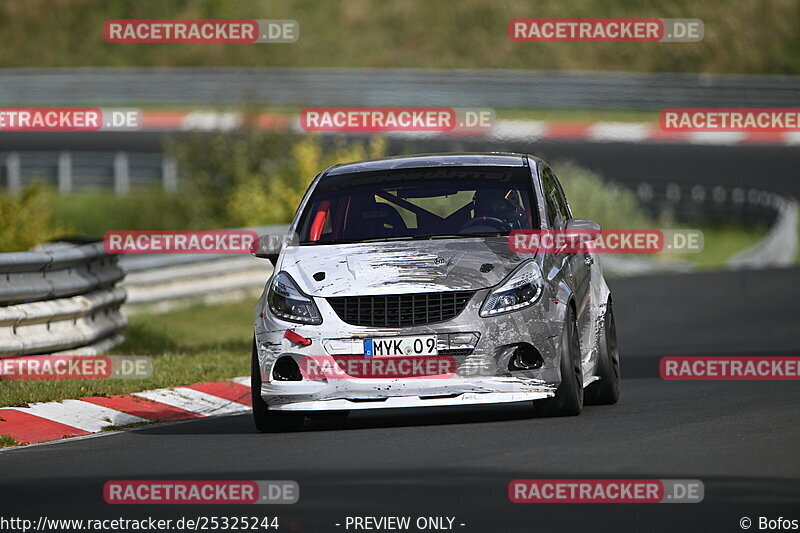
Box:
(278, 238), (525, 297)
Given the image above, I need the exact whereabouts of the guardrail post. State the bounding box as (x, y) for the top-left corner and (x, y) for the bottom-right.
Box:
(113, 151), (129, 195)
(57, 151), (72, 193)
(162, 155), (178, 192)
(6, 151), (21, 192)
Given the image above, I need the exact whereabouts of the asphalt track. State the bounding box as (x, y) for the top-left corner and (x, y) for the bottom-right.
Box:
(0, 134), (798, 531)
(1, 267), (798, 532)
(2, 132), (800, 196)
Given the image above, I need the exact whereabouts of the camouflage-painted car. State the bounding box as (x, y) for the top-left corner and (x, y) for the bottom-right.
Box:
(251, 153), (620, 431)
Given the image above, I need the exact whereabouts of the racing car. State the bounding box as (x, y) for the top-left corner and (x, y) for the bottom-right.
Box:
(250, 153), (620, 431)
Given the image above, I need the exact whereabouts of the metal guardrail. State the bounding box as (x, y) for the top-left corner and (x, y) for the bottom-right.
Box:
(729, 195), (798, 268)
(119, 225), (285, 314)
(0, 242), (128, 355)
(1, 68), (799, 109)
(631, 182), (790, 227)
(121, 255), (272, 313)
(599, 182), (799, 275)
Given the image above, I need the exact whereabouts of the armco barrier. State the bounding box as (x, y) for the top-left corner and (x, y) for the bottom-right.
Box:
(0, 242), (127, 355)
(629, 182), (798, 269)
(601, 184), (798, 276)
(728, 194), (798, 268)
(119, 225), (286, 314)
(121, 255), (273, 313)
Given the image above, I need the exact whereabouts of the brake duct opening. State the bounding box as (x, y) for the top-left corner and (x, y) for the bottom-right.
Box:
(507, 343), (544, 371)
(272, 356), (303, 381)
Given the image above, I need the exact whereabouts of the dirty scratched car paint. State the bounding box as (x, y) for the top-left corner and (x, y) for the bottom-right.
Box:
(250, 153), (620, 431)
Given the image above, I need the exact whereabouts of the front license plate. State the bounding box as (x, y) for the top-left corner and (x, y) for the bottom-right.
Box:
(363, 335), (438, 358)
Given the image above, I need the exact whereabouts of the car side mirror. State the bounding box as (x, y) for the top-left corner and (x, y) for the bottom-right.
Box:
(566, 218), (601, 240)
(250, 234), (283, 265)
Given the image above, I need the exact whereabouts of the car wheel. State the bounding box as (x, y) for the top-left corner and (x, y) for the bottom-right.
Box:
(251, 338), (305, 432)
(585, 300), (620, 405)
(534, 306), (583, 417)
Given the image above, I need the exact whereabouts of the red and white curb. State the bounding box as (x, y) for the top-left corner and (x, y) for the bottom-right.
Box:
(0, 377), (250, 447)
(139, 110), (800, 146)
(485, 120), (800, 146)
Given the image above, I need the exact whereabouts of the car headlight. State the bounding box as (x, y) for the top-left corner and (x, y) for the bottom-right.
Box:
(267, 271), (322, 325)
(480, 261), (544, 317)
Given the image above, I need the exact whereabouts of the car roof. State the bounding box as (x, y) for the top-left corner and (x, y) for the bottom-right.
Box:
(323, 152), (540, 177)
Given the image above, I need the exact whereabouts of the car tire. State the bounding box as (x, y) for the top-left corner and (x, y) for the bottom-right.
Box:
(534, 306), (583, 417)
(585, 300), (621, 405)
(251, 338), (305, 433)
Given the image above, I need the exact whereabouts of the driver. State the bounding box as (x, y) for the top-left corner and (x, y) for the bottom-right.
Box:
(472, 188), (526, 230)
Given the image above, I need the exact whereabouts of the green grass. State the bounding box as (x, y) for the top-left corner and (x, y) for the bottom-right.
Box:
(0, 184), (72, 252)
(796, 214), (800, 264)
(52, 188), (196, 239)
(0, 301), (254, 407)
(673, 225), (769, 269)
(690, 226), (769, 269)
(0, 0), (798, 75)
(0, 435), (23, 448)
(556, 161), (656, 231)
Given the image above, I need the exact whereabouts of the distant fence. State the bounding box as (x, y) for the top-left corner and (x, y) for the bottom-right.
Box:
(0, 151), (176, 193)
(0, 243), (127, 356)
(729, 195), (798, 268)
(1, 68), (799, 109)
(598, 182), (798, 275)
(631, 182), (791, 228)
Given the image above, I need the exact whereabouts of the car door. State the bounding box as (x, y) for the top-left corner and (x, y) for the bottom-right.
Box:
(541, 166), (593, 369)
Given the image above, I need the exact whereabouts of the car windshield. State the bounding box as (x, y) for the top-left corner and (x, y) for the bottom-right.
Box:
(296, 166), (538, 244)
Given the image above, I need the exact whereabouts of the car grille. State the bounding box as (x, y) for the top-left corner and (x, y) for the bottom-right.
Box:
(327, 291), (475, 327)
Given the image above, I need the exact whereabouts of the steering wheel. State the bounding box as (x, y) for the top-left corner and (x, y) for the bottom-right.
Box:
(460, 216), (507, 232)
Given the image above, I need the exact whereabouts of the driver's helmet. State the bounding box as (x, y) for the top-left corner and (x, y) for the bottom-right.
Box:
(473, 188), (525, 229)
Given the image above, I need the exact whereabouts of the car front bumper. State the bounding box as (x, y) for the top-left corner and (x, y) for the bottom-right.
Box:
(254, 287), (569, 411)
